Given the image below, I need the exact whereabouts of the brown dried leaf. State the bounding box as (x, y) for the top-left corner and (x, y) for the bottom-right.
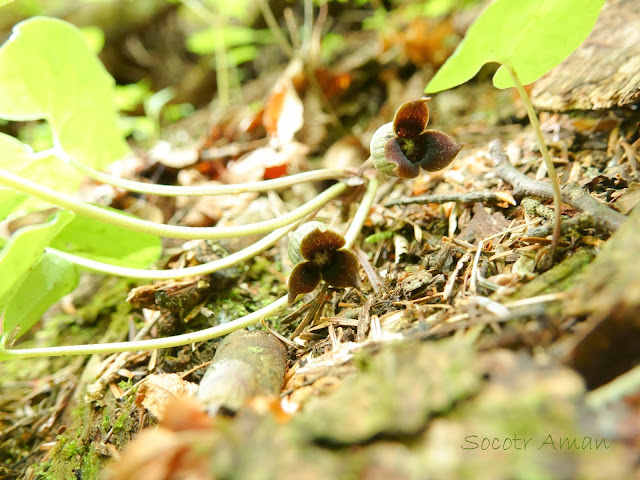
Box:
(149, 140), (199, 169)
(263, 78), (304, 147)
(458, 203), (510, 242)
(222, 144), (307, 184)
(313, 67), (352, 100)
(384, 17), (458, 67)
(161, 397), (215, 432)
(107, 398), (215, 480)
(614, 182), (640, 214)
(321, 135), (367, 171)
(136, 373), (198, 420)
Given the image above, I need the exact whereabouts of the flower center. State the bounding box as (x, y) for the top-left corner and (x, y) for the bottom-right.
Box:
(398, 136), (427, 164)
(311, 249), (331, 267)
(400, 138), (415, 155)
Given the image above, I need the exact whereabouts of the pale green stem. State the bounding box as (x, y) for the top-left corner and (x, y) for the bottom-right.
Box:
(181, 0), (229, 106)
(257, 0), (295, 59)
(0, 177), (379, 359)
(0, 168), (347, 239)
(47, 222), (297, 280)
(0, 296), (290, 358)
(66, 156), (347, 196)
(506, 64), (562, 255)
(213, 9), (230, 108)
(344, 175), (378, 249)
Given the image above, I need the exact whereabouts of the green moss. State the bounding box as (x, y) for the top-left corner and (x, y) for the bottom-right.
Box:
(101, 412), (111, 433)
(75, 277), (137, 322)
(35, 436), (100, 480)
(508, 248), (594, 300)
(118, 379), (134, 392)
(31, 460), (52, 479)
(30, 368), (141, 479)
(36, 434), (83, 479)
(109, 394), (139, 444)
(113, 411), (129, 432)
(80, 445), (101, 480)
(61, 438), (84, 460)
(201, 255), (287, 328)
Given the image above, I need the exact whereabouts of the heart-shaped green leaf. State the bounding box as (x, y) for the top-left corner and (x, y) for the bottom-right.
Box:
(0, 17), (129, 191)
(49, 210), (162, 268)
(0, 132), (73, 209)
(3, 253), (78, 337)
(0, 210), (75, 323)
(426, 0), (606, 92)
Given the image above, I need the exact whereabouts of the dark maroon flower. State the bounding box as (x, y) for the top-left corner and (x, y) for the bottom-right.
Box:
(371, 97), (464, 178)
(287, 222), (360, 303)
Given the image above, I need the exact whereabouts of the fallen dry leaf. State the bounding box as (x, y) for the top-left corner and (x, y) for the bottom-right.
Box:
(221, 143), (308, 184)
(136, 373), (199, 420)
(263, 77), (304, 148)
(614, 182), (640, 214)
(107, 398), (215, 480)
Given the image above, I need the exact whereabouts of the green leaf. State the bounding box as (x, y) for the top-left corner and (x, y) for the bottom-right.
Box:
(80, 26), (105, 54)
(187, 26), (272, 56)
(0, 132), (73, 209)
(115, 81), (153, 112)
(0, 187), (26, 220)
(0, 17), (129, 170)
(426, 0), (606, 92)
(0, 210), (75, 319)
(0, 132), (32, 170)
(3, 253), (77, 337)
(227, 45), (259, 66)
(49, 209), (162, 268)
(365, 231), (394, 244)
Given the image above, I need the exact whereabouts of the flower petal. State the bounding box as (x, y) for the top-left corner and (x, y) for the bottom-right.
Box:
(288, 262), (321, 303)
(289, 221), (328, 266)
(383, 137), (421, 179)
(321, 249), (360, 289)
(393, 97), (430, 138)
(416, 129), (464, 172)
(300, 228), (346, 261)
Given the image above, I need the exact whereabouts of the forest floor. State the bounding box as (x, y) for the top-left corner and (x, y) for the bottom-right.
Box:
(1, 2), (639, 479)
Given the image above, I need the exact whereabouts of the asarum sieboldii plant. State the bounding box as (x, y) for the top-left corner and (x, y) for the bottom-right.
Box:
(287, 221), (360, 303)
(370, 97), (464, 178)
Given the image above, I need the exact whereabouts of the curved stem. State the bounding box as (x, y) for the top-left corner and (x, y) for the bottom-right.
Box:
(66, 156), (347, 196)
(345, 174), (379, 248)
(0, 177), (379, 359)
(47, 222), (298, 280)
(506, 64), (562, 256)
(0, 168), (347, 239)
(257, 0), (295, 59)
(0, 296), (290, 358)
(180, 0), (229, 106)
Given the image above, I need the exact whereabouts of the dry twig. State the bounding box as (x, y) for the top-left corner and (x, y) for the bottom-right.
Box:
(385, 191), (502, 207)
(489, 139), (626, 233)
